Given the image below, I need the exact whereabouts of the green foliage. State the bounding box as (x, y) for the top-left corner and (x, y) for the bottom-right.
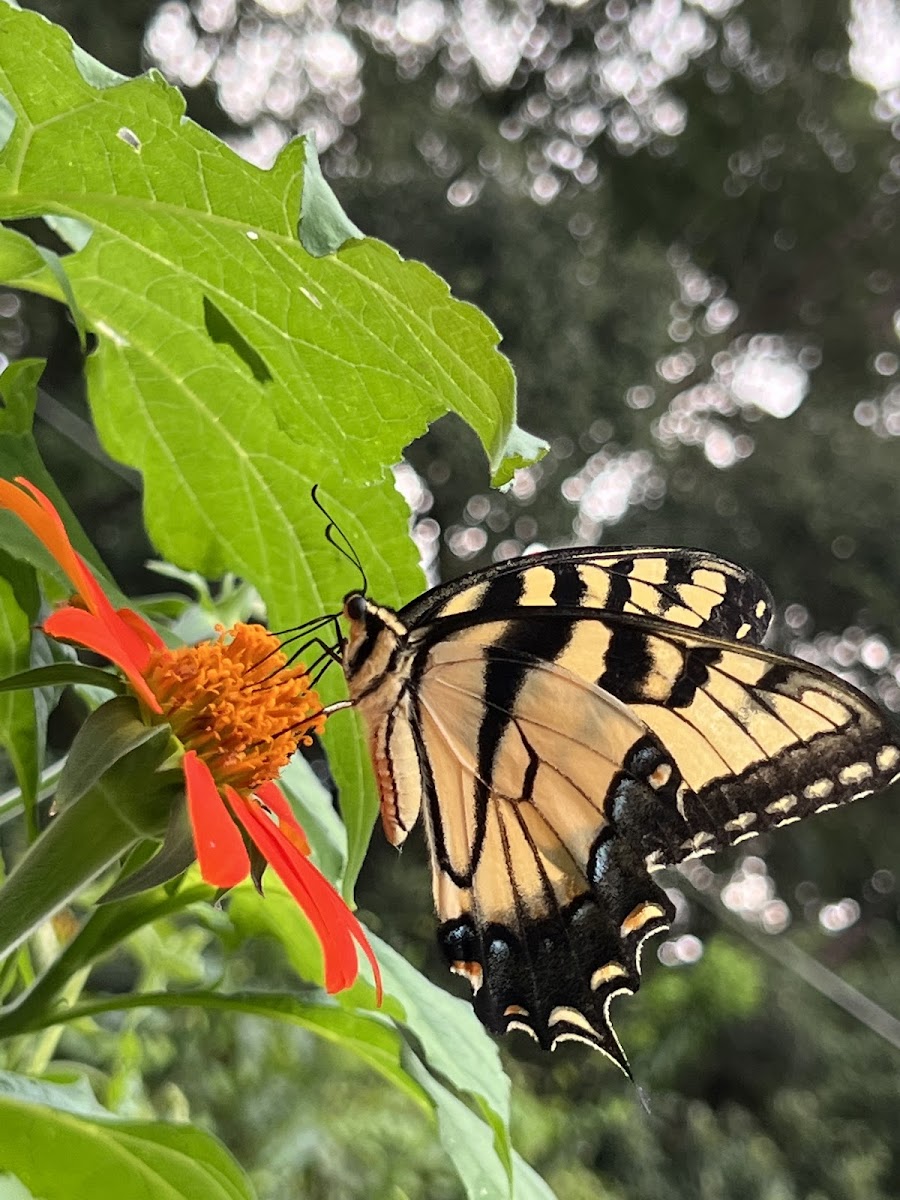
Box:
(0, 5), (550, 1197)
(0, 0), (545, 894)
(1, 0), (899, 1196)
(0, 1071), (254, 1200)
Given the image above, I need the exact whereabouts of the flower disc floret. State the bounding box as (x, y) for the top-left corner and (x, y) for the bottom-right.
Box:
(145, 623), (325, 792)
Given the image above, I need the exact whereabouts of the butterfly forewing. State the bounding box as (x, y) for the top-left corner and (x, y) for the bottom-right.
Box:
(401, 546), (775, 644)
(340, 546), (900, 1072)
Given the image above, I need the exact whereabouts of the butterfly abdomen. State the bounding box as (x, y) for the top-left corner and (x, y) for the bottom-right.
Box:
(342, 596), (426, 847)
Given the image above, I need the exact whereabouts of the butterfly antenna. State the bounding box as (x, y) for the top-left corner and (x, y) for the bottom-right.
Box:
(311, 484), (368, 595)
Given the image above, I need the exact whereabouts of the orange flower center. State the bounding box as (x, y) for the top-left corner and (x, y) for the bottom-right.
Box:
(144, 623), (325, 792)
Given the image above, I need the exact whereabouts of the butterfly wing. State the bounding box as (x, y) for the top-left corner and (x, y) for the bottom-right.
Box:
(386, 608), (900, 1070)
(401, 545), (774, 644)
(540, 610), (900, 864)
(343, 550), (899, 1070)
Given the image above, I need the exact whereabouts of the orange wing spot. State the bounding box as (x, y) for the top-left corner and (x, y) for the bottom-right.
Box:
(648, 762), (672, 789)
(591, 962), (627, 989)
(450, 960), (484, 993)
(503, 1004), (530, 1018)
(620, 902), (667, 937)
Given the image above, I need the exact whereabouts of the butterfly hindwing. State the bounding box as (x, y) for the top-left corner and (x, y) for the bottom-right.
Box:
(412, 638), (681, 1067)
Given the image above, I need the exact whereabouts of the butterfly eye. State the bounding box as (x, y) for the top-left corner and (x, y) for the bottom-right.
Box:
(343, 592), (367, 622)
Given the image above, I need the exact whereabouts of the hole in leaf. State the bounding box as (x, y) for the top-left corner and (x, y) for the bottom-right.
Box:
(117, 126), (141, 151)
(202, 296), (272, 384)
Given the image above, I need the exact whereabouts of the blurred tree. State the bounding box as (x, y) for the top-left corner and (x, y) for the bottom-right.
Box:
(11, 0), (900, 1196)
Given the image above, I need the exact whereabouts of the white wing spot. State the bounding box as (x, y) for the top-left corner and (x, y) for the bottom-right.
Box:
(766, 794), (797, 815)
(755, 600), (767, 618)
(676, 783), (689, 820)
(591, 962), (627, 990)
(507, 1021), (539, 1042)
(549, 1006), (597, 1034)
(724, 811), (757, 833)
(839, 761), (873, 786)
(735, 622), (751, 640)
(876, 745), (900, 772)
(803, 778), (834, 801)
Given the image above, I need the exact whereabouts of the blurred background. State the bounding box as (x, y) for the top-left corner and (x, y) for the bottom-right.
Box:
(7, 0), (900, 1195)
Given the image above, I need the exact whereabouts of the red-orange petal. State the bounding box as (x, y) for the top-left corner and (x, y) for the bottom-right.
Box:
(1, 478), (161, 683)
(116, 604), (166, 655)
(183, 752), (250, 888)
(44, 607), (163, 713)
(3, 478), (111, 617)
(255, 780), (311, 856)
(229, 787), (382, 1000)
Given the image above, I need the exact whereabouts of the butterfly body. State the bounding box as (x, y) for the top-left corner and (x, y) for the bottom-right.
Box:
(339, 547), (900, 1072)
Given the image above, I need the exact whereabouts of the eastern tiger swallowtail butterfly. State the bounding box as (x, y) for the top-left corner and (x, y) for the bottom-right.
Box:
(328, 543), (900, 1074)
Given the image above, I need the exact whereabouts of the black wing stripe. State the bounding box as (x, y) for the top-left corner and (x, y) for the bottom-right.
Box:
(550, 560), (588, 607)
(597, 625), (655, 702)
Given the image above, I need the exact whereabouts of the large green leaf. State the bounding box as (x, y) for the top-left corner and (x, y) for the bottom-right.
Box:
(0, 1071), (255, 1200)
(0, 4), (544, 889)
(406, 1056), (559, 1200)
(363, 933), (512, 1171)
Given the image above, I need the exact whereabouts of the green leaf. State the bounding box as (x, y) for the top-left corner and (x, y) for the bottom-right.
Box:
(0, 662), (125, 695)
(0, 354), (42, 435)
(406, 1055), (558, 1200)
(0, 6), (544, 890)
(364, 933), (512, 1167)
(53, 695), (173, 810)
(97, 801), (195, 902)
(0, 1071), (255, 1200)
(0, 228), (47, 310)
(0, 728), (178, 962)
(0, 551), (41, 839)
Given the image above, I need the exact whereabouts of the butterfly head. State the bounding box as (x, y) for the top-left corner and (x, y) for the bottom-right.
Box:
(340, 591), (409, 700)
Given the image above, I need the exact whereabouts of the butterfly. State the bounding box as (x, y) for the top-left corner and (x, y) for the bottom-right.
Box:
(325, 541), (900, 1074)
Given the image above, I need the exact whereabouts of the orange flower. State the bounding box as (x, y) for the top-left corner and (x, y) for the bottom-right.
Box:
(0, 476), (381, 1000)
